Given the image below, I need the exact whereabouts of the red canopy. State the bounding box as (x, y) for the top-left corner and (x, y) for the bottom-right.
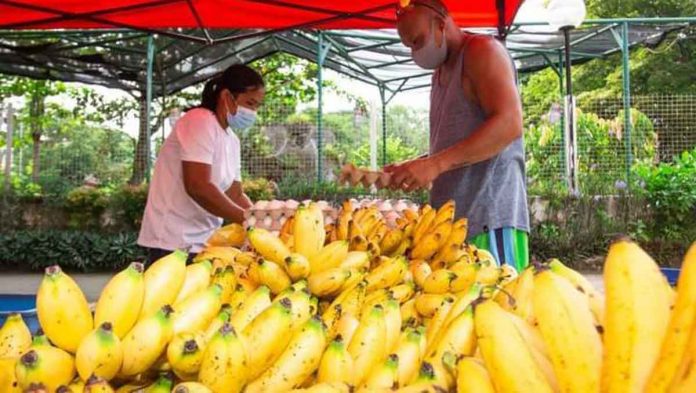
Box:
(0, 0), (524, 31)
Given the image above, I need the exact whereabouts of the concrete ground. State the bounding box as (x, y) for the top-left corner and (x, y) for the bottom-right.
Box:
(0, 271), (606, 302)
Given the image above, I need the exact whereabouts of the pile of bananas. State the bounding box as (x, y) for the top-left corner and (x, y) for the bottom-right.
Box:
(0, 199), (695, 393)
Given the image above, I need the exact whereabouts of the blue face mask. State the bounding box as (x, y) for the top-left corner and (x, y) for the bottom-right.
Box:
(227, 102), (257, 131)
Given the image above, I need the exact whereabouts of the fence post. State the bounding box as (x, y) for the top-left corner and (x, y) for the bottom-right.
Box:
(316, 32), (327, 183)
(145, 34), (155, 182)
(3, 105), (13, 195)
(621, 22), (632, 189)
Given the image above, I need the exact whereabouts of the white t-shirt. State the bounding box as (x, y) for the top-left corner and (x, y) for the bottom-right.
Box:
(138, 108), (242, 253)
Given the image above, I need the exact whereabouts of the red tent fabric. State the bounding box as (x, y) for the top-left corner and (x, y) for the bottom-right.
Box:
(0, 0), (524, 31)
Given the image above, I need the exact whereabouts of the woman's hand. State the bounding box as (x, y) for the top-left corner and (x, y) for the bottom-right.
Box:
(383, 156), (442, 191)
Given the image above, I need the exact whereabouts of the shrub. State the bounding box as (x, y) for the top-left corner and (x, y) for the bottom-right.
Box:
(0, 230), (145, 272)
(63, 186), (112, 229)
(242, 178), (277, 201)
(110, 184), (149, 230)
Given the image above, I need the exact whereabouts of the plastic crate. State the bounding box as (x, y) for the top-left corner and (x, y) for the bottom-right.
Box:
(661, 268), (680, 286)
(0, 294), (40, 333)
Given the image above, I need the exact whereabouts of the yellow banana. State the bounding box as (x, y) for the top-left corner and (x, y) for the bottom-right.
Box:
(510, 266), (536, 325)
(390, 236), (412, 258)
(645, 243), (696, 392)
(194, 246), (241, 266)
(336, 206), (352, 242)
(422, 269), (458, 294)
(206, 223), (246, 248)
(383, 299), (402, 354)
(253, 259), (292, 295)
(174, 260), (213, 304)
(424, 295), (455, 348)
(333, 312), (361, 346)
(246, 316), (328, 392)
(203, 305), (232, 343)
(172, 284), (222, 335)
(0, 313), (31, 358)
(412, 207), (437, 245)
(508, 312), (559, 391)
(441, 283), (483, 335)
(15, 345), (76, 392)
(602, 239), (672, 393)
(365, 256), (408, 292)
(400, 299), (421, 328)
(323, 281), (367, 335)
(308, 202), (327, 249)
(394, 328), (425, 387)
(310, 240), (350, 274)
(248, 227), (292, 266)
(173, 382), (213, 393)
(397, 361), (447, 392)
(233, 250), (257, 267)
(280, 215), (295, 239)
(548, 258), (605, 327)
(211, 266), (236, 304)
(281, 288), (314, 332)
(228, 282), (252, 311)
(414, 293), (449, 319)
(120, 305), (174, 377)
(294, 204), (325, 260)
(410, 260), (432, 289)
(410, 232), (443, 261)
(83, 375), (115, 393)
(456, 357), (494, 393)
(66, 377), (86, 392)
(348, 304), (387, 385)
(75, 322), (123, 381)
(318, 335), (355, 385)
(433, 218), (468, 265)
(339, 251), (370, 271)
(114, 381), (150, 393)
(167, 332), (206, 381)
(230, 285), (272, 333)
(243, 298), (294, 379)
(287, 253), (312, 281)
(199, 323), (247, 393)
(308, 267), (352, 298)
(139, 250), (187, 320)
(350, 235), (369, 252)
(433, 200), (455, 226)
(474, 300), (553, 393)
(380, 229), (404, 256)
(0, 358), (21, 393)
(533, 269), (602, 393)
(93, 262), (145, 339)
(391, 281), (416, 304)
(36, 265), (93, 354)
(363, 353), (399, 390)
(426, 306), (476, 389)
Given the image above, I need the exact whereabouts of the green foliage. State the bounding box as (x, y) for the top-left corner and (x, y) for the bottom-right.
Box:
(635, 148), (696, 242)
(110, 184), (149, 231)
(242, 178), (277, 201)
(348, 136), (420, 168)
(525, 107), (657, 195)
(0, 230), (145, 272)
(63, 186), (111, 229)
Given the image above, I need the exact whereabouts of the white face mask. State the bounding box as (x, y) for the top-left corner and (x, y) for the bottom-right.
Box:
(412, 20), (448, 70)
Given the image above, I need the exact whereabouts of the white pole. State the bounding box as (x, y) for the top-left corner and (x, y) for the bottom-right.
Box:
(4, 104), (14, 193)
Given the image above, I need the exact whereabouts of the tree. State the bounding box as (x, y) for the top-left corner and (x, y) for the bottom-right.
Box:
(0, 76), (66, 182)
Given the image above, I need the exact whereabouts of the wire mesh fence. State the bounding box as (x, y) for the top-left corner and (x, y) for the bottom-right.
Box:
(524, 94), (696, 195)
(1, 94), (694, 200)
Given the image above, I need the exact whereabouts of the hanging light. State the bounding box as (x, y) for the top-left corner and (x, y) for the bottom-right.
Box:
(545, 0), (586, 31)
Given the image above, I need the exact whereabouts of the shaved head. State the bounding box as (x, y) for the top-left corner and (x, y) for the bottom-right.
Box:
(396, 0), (449, 52)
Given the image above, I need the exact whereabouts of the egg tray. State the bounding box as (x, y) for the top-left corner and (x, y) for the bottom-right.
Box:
(338, 163), (392, 189)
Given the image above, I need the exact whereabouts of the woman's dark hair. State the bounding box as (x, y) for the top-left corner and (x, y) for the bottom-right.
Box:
(199, 64), (264, 111)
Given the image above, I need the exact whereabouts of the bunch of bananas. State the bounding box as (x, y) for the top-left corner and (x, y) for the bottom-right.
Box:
(1, 198), (695, 393)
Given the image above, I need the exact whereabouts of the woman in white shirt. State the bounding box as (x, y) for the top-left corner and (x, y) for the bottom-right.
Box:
(138, 64), (264, 263)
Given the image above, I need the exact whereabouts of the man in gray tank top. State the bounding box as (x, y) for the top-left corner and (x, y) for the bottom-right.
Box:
(385, 0), (530, 271)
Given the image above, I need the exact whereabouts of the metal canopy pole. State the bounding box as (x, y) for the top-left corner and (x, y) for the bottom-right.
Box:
(3, 105), (13, 194)
(145, 34), (155, 182)
(621, 21), (632, 189)
(379, 85), (387, 167)
(316, 31), (331, 183)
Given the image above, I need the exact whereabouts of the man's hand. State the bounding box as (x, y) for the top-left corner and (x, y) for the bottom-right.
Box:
(384, 156), (442, 191)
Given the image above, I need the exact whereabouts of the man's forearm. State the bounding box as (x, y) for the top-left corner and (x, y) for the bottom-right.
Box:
(236, 192), (253, 209)
(431, 113), (521, 173)
(187, 183), (246, 224)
